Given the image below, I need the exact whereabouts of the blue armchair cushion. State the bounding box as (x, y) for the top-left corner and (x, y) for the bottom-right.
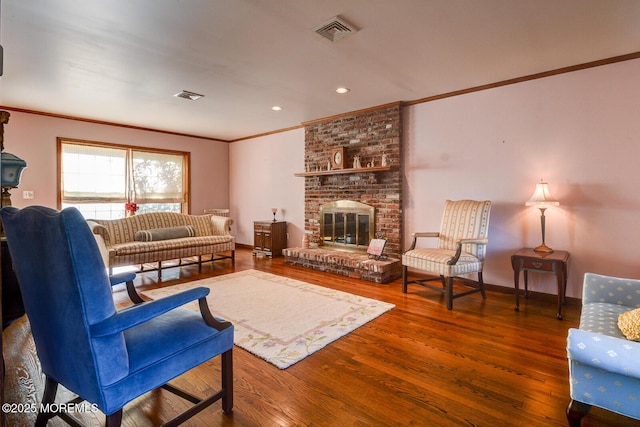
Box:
(100, 307), (233, 414)
(618, 308), (640, 341)
(134, 225), (195, 242)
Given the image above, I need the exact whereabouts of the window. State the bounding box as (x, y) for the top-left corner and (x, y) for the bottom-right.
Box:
(58, 138), (190, 219)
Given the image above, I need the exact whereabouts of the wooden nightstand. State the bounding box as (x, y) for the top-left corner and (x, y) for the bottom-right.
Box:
(511, 248), (570, 320)
(253, 221), (287, 257)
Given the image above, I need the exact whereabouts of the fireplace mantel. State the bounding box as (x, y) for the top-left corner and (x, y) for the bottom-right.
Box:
(294, 165), (394, 178)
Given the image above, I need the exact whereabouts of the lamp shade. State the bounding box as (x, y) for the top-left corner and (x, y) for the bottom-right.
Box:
(525, 180), (559, 208)
(1, 151), (28, 188)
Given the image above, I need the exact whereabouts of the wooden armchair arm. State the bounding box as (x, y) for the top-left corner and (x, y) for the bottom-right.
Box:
(408, 232), (440, 251)
(199, 298), (234, 332)
(448, 238), (489, 265)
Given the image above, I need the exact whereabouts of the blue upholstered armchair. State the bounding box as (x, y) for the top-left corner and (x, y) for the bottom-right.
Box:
(1, 206), (234, 427)
(567, 272), (640, 425)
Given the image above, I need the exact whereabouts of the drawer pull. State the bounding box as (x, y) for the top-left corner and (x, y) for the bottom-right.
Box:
(532, 262), (543, 269)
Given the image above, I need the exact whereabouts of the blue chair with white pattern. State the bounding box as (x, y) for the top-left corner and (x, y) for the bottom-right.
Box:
(567, 272), (640, 426)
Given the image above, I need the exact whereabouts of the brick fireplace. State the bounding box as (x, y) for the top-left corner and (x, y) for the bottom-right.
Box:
(284, 102), (403, 283)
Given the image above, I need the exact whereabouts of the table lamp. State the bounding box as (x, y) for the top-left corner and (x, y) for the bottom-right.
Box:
(525, 180), (559, 254)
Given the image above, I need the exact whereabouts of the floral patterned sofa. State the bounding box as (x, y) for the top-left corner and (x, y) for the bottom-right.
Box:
(566, 272), (640, 425)
(88, 212), (234, 276)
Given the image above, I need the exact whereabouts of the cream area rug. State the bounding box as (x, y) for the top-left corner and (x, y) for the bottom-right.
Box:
(143, 269), (395, 369)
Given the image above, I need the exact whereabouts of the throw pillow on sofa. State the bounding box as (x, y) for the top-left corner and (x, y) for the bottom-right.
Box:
(134, 225), (196, 242)
(618, 307), (640, 341)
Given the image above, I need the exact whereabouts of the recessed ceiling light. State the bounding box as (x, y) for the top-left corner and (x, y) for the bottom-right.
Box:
(336, 87), (350, 94)
(174, 90), (204, 101)
(272, 106), (283, 111)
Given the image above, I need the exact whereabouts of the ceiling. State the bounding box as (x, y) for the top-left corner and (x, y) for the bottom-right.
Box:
(1, 0), (640, 142)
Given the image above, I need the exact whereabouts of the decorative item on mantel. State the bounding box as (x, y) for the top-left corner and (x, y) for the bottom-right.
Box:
(525, 179), (560, 253)
(0, 111), (28, 210)
(353, 155), (362, 169)
(124, 202), (139, 217)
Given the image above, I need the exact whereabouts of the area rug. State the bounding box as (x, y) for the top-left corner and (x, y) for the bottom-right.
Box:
(142, 269), (395, 369)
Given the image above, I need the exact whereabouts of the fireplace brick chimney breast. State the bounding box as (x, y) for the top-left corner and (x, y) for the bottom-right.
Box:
(302, 102), (403, 258)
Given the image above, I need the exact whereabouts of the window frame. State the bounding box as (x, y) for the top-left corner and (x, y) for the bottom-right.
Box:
(57, 137), (191, 215)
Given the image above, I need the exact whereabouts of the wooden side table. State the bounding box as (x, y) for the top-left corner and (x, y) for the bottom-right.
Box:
(511, 248), (570, 320)
(253, 221), (287, 257)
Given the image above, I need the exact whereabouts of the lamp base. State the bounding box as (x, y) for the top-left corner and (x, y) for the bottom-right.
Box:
(533, 243), (554, 254)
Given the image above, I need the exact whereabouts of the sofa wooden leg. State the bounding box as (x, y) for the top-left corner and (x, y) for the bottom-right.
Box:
(567, 399), (591, 427)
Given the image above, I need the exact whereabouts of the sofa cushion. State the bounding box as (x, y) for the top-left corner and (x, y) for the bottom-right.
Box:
(580, 302), (630, 339)
(134, 226), (196, 242)
(111, 235), (233, 256)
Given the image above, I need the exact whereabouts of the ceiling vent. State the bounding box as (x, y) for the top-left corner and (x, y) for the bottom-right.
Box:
(174, 90), (204, 101)
(313, 16), (358, 42)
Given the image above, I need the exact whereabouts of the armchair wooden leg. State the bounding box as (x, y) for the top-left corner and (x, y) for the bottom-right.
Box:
(402, 266), (408, 293)
(567, 399), (591, 427)
(445, 277), (454, 310)
(478, 271), (487, 299)
(35, 376), (59, 427)
(222, 349), (234, 413)
(105, 410), (123, 427)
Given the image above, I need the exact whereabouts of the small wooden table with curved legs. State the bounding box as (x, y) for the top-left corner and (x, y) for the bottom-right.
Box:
(511, 248), (570, 320)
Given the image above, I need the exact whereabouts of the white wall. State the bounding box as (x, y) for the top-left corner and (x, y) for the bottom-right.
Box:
(404, 58), (640, 298)
(2, 111), (230, 215)
(234, 59), (640, 298)
(6, 58), (640, 298)
(229, 128), (305, 249)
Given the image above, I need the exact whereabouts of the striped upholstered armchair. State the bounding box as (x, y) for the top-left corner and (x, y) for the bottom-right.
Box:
(402, 199), (491, 310)
(567, 273), (640, 425)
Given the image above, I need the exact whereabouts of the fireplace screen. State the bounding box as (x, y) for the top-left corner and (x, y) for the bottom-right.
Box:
(320, 200), (375, 252)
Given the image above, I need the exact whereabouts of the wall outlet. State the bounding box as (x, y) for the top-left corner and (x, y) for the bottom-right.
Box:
(23, 190), (34, 199)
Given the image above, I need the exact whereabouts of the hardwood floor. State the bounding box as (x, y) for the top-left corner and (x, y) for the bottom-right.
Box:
(97, 249), (638, 426)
